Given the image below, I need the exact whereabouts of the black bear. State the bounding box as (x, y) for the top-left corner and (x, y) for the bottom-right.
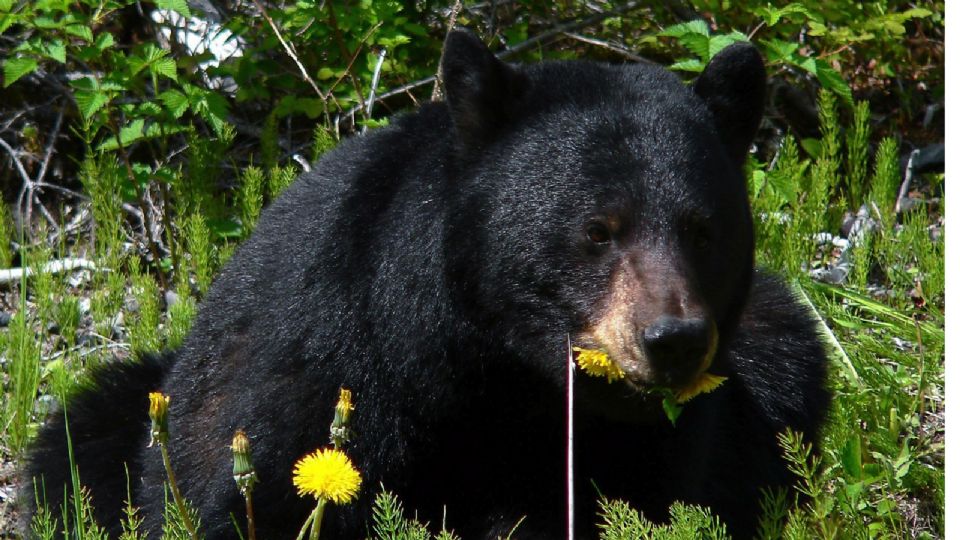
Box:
(27, 29), (830, 539)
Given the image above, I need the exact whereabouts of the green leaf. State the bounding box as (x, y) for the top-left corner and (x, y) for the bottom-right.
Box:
(669, 58), (704, 73)
(96, 119), (188, 151)
(65, 24), (94, 42)
(707, 32), (748, 60)
(74, 89), (110, 119)
(0, 0), (14, 11)
(661, 19), (710, 38)
(0, 14), (16, 35)
(153, 57), (178, 80)
(799, 138), (821, 159)
(761, 39), (799, 63)
(814, 60), (853, 107)
(676, 33), (710, 62)
(3, 56), (37, 87)
(160, 89), (190, 118)
(44, 40), (66, 63)
(207, 217), (244, 239)
(155, 0), (190, 17)
(661, 394), (683, 426)
(94, 32), (114, 51)
(840, 435), (863, 480)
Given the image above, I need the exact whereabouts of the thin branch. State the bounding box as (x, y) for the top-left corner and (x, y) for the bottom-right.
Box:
(561, 32), (650, 63)
(324, 22), (383, 106)
(361, 47), (388, 134)
(250, 0), (326, 101)
(326, 1), (369, 121)
(0, 136), (33, 188)
(432, 0), (464, 102)
(35, 107), (64, 185)
(496, 0), (644, 58)
(341, 0), (646, 121)
(0, 258), (100, 286)
(895, 148), (920, 215)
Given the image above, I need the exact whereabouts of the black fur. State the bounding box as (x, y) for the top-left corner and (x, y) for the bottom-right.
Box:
(27, 31), (829, 539)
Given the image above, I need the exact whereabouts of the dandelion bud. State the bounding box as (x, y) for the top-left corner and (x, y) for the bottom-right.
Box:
(232, 430), (258, 494)
(329, 388), (354, 448)
(148, 392), (170, 447)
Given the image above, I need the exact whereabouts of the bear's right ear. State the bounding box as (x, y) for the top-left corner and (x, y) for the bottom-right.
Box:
(693, 42), (766, 167)
(441, 29), (529, 151)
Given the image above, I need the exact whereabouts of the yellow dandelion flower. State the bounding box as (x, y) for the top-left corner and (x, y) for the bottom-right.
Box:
(573, 347), (625, 383)
(292, 448), (362, 504)
(675, 372), (727, 403)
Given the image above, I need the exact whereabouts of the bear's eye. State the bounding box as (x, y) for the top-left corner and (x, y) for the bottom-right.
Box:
(586, 222), (612, 245)
(690, 224), (710, 249)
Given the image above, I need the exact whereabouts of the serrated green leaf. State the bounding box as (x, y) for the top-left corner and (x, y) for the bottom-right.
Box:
(34, 16), (59, 29)
(669, 58), (704, 73)
(97, 119), (146, 152)
(136, 101), (164, 116)
(661, 395), (683, 426)
(74, 89), (110, 119)
(44, 40), (66, 63)
(65, 24), (94, 42)
(707, 33), (747, 59)
(152, 57), (177, 80)
(761, 39), (799, 63)
(69, 75), (97, 91)
(0, 14), (16, 35)
(155, 0), (190, 17)
(676, 33), (710, 61)
(661, 19), (710, 38)
(898, 8), (933, 20)
(815, 60), (853, 107)
(95, 32), (114, 51)
(97, 119), (188, 151)
(807, 20), (827, 37)
(160, 89), (189, 118)
(3, 57), (37, 87)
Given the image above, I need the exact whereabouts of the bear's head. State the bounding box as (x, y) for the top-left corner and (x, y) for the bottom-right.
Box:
(441, 30), (765, 410)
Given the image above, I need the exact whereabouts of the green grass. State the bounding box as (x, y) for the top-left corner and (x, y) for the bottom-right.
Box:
(2, 77), (944, 540)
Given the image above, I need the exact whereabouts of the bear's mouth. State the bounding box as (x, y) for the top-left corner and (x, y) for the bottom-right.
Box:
(574, 320), (720, 392)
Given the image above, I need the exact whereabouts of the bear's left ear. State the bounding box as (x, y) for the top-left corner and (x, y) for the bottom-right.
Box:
(693, 42), (766, 166)
(441, 28), (529, 151)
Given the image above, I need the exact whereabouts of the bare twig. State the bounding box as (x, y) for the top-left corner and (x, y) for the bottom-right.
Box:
(324, 22), (383, 108)
(497, 1), (643, 57)
(325, 1), (369, 120)
(895, 148), (920, 215)
(361, 47), (388, 134)
(561, 32), (650, 63)
(35, 107), (64, 185)
(250, 0), (326, 101)
(341, 0), (646, 122)
(432, 0), (464, 102)
(0, 257), (100, 286)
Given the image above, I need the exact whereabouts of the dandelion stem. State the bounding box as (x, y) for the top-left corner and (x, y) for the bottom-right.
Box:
(566, 334), (575, 540)
(295, 498), (327, 540)
(244, 490), (256, 540)
(309, 499), (327, 540)
(160, 444), (200, 540)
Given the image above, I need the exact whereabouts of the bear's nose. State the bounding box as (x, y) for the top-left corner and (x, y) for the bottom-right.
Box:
(642, 316), (711, 386)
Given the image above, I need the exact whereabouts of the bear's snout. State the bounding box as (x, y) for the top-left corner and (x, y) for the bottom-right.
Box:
(642, 316), (717, 387)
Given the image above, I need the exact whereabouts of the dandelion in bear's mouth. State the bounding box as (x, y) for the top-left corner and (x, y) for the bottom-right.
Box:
(676, 372), (728, 403)
(292, 448), (362, 504)
(572, 346), (727, 402)
(572, 347), (625, 383)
